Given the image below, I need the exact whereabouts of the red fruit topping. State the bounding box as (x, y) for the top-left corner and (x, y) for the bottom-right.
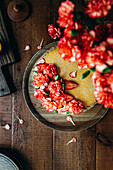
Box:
(32, 61), (84, 114)
(43, 63), (57, 78)
(65, 80), (77, 90)
(42, 98), (57, 112)
(33, 89), (45, 100)
(48, 24), (61, 40)
(84, 0), (111, 18)
(48, 80), (61, 94)
(33, 73), (49, 88)
(64, 93), (73, 102)
(55, 96), (65, 109)
(67, 99), (83, 115)
(35, 63), (48, 73)
(56, 101), (68, 113)
(69, 71), (77, 78)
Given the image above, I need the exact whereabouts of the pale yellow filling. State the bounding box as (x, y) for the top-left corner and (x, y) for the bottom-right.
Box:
(44, 47), (95, 107)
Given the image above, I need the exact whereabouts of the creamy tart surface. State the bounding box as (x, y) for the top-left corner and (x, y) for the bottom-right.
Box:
(43, 47), (95, 108)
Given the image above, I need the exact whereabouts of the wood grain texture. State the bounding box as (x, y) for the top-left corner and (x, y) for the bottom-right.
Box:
(7, 0), (54, 169)
(53, 127), (96, 170)
(0, 8), (15, 66)
(0, 95), (12, 147)
(0, 0), (113, 170)
(96, 109), (113, 170)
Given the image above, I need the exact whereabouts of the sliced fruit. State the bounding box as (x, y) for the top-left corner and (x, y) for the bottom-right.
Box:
(65, 80), (77, 90)
(64, 93), (73, 102)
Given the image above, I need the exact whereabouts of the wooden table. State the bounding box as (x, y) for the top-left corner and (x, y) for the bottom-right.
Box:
(0, 0), (113, 169)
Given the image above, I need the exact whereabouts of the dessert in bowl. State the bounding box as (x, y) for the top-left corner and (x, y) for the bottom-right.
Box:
(23, 42), (108, 131)
(32, 46), (96, 115)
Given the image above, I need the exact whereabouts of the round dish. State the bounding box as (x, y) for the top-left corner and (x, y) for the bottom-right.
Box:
(23, 42), (108, 131)
(0, 153), (20, 170)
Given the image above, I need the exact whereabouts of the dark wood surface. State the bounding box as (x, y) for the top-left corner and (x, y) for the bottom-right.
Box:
(0, 0), (113, 169)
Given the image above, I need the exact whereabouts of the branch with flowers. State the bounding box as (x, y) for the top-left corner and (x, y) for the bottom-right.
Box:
(48, 0), (113, 109)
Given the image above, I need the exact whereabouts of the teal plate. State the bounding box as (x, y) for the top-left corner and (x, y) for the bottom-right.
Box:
(0, 153), (20, 170)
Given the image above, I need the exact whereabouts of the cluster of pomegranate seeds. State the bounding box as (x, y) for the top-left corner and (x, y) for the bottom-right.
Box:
(32, 61), (83, 114)
(48, 24), (61, 40)
(84, 0), (111, 18)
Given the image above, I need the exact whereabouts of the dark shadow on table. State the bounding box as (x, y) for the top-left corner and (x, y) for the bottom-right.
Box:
(2, 66), (16, 93)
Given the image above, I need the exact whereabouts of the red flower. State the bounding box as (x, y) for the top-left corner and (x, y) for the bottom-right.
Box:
(48, 24), (61, 40)
(57, 0), (75, 27)
(84, 0), (111, 18)
(43, 63), (57, 78)
(33, 89), (45, 101)
(86, 44), (113, 68)
(93, 71), (113, 108)
(58, 36), (81, 62)
(58, 30), (94, 68)
(42, 98), (57, 112)
(74, 31), (94, 68)
(91, 72), (101, 85)
(57, 14), (74, 28)
(48, 80), (61, 94)
(107, 72), (113, 93)
(67, 99), (83, 115)
(33, 73), (49, 88)
(35, 63), (48, 73)
(55, 96), (66, 109)
(95, 22), (113, 42)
